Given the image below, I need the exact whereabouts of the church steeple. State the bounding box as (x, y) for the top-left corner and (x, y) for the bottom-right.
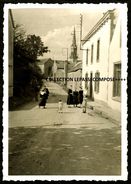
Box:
(70, 27), (78, 63)
(72, 27), (76, 47)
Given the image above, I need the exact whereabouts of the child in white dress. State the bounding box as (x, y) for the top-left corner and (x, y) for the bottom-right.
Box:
(58, 99), (63, 113)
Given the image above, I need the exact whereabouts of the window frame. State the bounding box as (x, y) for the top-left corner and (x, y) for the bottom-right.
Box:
(86, 49), (88, 65)
(91, 44), (94, 64)
(94, 71), (100, 93)
(96, 39), (100, 62)
(85, 73), (88, 90)
(113, 62), (121, 98)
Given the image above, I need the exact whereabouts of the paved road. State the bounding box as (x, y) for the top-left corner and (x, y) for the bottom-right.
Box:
(9, 81), (119, 130)
(9, 81), (121, 175)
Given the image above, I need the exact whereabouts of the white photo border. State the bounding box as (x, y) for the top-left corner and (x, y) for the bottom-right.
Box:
(3, 3), (128, 181)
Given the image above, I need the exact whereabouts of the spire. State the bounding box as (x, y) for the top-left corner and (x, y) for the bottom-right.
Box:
(70, 27), (78, 63)
(72, 27), (76, 47)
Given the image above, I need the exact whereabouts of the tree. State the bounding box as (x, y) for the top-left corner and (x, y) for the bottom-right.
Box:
(14, 24), (49, 62)
(24, 35), (49, 61)
(13, 24), (49, 97)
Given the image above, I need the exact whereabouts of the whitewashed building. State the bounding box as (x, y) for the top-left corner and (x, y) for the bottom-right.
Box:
(108, 10), (121, 110)
(82, 9), (121, 111)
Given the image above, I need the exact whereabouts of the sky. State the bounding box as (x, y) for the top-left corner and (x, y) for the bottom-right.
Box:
(11, 4), (115, 60)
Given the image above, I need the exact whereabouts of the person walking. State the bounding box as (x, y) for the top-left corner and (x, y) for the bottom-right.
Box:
(44, 85), (49, 100)
(39, 86), (49, 108)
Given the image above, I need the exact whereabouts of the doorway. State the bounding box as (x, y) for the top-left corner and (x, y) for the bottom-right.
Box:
(90, 72), (93, 99)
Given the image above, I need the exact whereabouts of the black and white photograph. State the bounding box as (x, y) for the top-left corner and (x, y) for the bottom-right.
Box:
(3, 3), (127, 181)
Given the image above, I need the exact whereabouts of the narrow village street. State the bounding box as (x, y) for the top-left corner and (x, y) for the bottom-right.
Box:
(9, 81), (121, 175)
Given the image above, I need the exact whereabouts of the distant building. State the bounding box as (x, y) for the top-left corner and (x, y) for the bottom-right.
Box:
(82, 9), (121, 111)
(53, 60), (65, 79)
(53, 60), (68, 85)
(37, 58), (54, 78)
(8, 9), (14, 97)
(67, 61), (82, 91)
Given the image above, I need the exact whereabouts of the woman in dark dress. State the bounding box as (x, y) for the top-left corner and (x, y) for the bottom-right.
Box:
(67, 89), (73, 106)
(78, 88), (83, 107)
(72, 90), (79, 107)
(39, 88), (48, 108)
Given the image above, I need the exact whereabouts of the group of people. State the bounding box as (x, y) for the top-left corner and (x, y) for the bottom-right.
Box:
(37, 85), (87, 113)
(67, 87), (83, 107)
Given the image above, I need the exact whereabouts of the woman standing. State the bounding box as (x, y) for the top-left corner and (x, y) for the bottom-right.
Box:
(39, 87), (49, 108)
(78, 87), (83, 107)
(72, 90), (79, 107)
(67, 88), (73, 107)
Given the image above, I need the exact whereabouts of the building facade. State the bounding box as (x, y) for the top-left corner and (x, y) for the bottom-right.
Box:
(8, 9), (14, 97)
(82, 9), (121, 111)
(108, 11), (121, 110)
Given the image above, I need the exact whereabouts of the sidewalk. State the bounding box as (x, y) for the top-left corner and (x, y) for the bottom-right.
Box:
(47, 81), (121, 126)
(86, 100), (121, 125)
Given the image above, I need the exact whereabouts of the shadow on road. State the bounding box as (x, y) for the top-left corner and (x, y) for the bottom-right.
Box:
(12, 101), (38, 111)
(11, 93), (67, 111)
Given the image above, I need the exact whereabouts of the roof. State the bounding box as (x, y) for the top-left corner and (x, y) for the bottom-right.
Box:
(37, 58), (53, 65)
(82, 9), (115, 45)
(67, 62), (75, 71)
(54, 60), (72, 69)
(68, 62), (82, 73)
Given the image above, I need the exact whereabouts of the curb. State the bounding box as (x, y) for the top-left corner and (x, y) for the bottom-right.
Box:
(87, 104), (120, 126)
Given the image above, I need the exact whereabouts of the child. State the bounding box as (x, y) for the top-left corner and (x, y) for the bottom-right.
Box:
(58, 99), (63, 113)
(82, 95), (87, 113)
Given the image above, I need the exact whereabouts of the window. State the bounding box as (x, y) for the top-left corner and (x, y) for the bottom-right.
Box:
(113, 63), (121, 97)
(85, 73), (88, 89)
(91, 44), (94, 64)
(86, 49), (88, 65)
(96, 39), (100, 62)
(94, 72), (100, 93)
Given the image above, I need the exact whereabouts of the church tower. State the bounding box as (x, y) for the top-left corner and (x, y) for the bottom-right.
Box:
(70, 27), (78, 64)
